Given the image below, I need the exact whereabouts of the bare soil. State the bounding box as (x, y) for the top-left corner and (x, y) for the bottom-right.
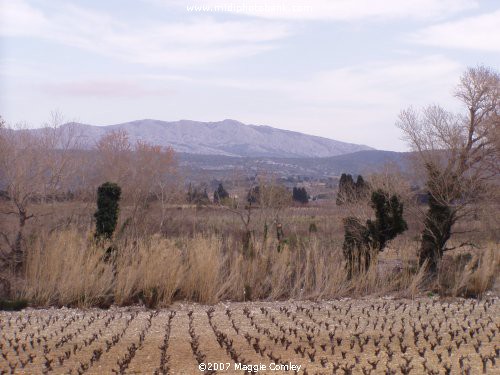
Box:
(1, 298), (498, 374)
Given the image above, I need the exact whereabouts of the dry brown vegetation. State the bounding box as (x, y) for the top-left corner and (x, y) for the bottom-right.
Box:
(1, 298), (499, 374)
(1, 67), (499, 306)
(397, 65), (499, 273)
(0, 117), (499, 305)
(0, 67), (499, 375)
(0, 198), (496, 308)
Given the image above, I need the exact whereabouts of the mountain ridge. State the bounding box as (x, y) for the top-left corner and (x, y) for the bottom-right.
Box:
(61, 119), (373, 158)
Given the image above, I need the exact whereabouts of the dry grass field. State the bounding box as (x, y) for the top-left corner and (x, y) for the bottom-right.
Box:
(1, 298), (499, 374)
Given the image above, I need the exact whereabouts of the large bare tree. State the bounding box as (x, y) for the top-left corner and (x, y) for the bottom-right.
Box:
(397, 65), (499, 274)
(94, 130), (178, 234)
(0, 114), (81, 272)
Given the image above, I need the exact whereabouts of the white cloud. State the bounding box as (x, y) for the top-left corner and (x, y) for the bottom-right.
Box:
(0, 0), (291, 66)
(140, 55), (463, 150)
(39, 80), (173, 97)
(167, 0), (478, 21)
(0, 58), (42, 79)
(0, 0), (488, 151)
(150, 55), (462, 107)
(0, 0), (47, 36)
(410, 10), (500, 52)
(290, 56), (462, 106)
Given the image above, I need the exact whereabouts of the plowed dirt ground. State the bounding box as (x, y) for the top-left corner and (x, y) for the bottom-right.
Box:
(1, 298), (499, 374)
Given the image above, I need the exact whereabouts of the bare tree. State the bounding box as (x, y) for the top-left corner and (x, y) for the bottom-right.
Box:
(129, 141), (177, 232)
(94, 131), (178, 235)
(212, 173), (291, 256)
(397, 65), (499, 274)
(0, 114), (81, 271)
(95, 129), (132, 188)
(259, 177), (291, 251)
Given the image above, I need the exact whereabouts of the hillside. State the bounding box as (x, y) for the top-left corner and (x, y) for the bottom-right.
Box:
(179, 150), (409, 181)
(59, 119), (373, 158)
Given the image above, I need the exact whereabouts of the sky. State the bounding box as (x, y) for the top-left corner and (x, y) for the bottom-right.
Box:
(0, 0), (499, 151)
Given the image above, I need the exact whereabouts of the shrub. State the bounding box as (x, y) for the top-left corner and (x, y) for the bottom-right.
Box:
(342, 189), (408, 278)
(367, 189), (408, 251)
(213, 183), (229, 204)
(94, 182), (121, 239)
(292, 187), (309, 203)
(342, 217), (372, 278)
(247, 185), (260, 204)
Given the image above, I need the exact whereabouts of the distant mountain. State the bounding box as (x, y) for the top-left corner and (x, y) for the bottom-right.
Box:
(61, 119), (373, 158)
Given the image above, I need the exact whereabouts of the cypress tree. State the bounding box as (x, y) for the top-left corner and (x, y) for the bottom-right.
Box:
(247, 186), (260, 204)
(213, 183), (229, 203)
(355, 175), (368, 199)
(292, 187), (308, 203)
(337, 173), (356, 205)
(94, 182), (121, 239)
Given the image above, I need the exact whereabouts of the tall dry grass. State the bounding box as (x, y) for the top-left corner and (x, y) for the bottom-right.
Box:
(22, 230), (220, 307)
(438, 244), (499, 298)
(113, 235), (183, 307)
(23, 230), (114, 306)
(16, 227), (449, 308)
(179, 235), (222, 304)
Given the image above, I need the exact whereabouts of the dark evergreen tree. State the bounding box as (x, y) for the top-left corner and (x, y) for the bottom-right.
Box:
(336, 173), (346, 205)
(187, 183), (194, 203)
(418, 164), (456, 274)
(213, 183), (229, 203)
(336, 173), (356, 205)
(94, 182), (121, 239)
(302, 187), (309, 203)
(337, 173), (371, 204)
(292, 187), (309, 203)
(342, 189), (408, 278)
(366, 189), (408, 251)
(187, 183), (210, 205)
(355, 175), (369, 199)
(420, 194), (454, 274)
(247, 185), (260, 204)
(355, 175), (365, 188)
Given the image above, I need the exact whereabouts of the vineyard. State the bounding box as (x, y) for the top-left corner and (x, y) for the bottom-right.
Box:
(1, 298), (499, 374)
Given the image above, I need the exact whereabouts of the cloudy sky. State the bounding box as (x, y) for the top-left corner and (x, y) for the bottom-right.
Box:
(1, 0), (499, 150)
